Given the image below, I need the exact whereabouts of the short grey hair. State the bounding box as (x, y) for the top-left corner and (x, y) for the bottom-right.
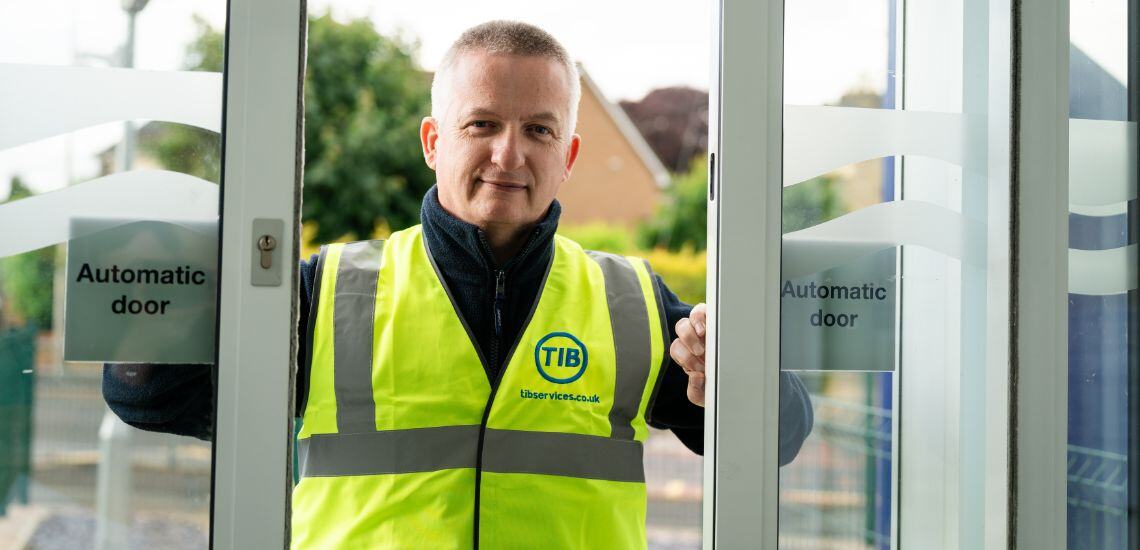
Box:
(431, 20), (582, 135)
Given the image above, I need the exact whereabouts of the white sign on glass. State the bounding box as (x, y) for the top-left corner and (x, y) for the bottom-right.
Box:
(780, 247), (896, 371)
(64, 218), (217, 363)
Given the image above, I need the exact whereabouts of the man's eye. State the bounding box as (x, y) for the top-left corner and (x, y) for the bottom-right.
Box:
(530, 125), (552, 136)
(470, 120), (494, 129)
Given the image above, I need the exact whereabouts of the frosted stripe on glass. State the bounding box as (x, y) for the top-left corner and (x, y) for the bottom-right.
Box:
(0, 170), (218, 257)
(782, 200), (981, 279)
(0, 64), (222, 150)
(1069, 118), (1137, 206)
(1070, 202), (1130, 217)
(784, 106), (970, 185)
(1068, 245), (1139, 295)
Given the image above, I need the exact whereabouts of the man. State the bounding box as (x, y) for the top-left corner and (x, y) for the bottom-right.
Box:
(104, 20), (813, 549)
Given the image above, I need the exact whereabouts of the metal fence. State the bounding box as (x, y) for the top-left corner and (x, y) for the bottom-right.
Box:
(14, 364), (211, 548)
(6, 355), (1130, 548)
(644, 428), (703, 549)
(779, 393), (892, 550)
(1067, 444), (1128, 548)
(0, 326), (36, 516)
(779, 392), (1132, 549)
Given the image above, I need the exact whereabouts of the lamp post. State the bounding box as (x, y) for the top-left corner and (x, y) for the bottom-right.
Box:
(95, 5), (152, 549)
(117, 0), (150, 172)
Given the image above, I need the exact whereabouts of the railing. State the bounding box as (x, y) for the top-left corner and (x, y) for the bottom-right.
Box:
(781, 393), (1133, 549)
(4, 350), (1130, 547)
(644, 428), (703, 549)
(1067, 444), (1128, 548)
(0, 326), (36, 516)
(779, 393), (892, 550)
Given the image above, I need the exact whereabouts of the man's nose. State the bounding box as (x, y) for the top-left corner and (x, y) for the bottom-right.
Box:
(490, 129), (525, 171)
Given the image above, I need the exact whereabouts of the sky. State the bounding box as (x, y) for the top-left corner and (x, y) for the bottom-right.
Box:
(1, 0), (716, 197)
(0, 0), (1129, 199)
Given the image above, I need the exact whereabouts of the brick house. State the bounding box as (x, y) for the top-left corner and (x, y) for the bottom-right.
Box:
(558, 66), (671, 226)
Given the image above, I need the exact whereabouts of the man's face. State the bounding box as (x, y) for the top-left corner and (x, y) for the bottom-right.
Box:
(420, 51), (581, 231)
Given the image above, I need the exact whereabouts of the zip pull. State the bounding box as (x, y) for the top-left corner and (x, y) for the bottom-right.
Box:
(494, 270), (506, 338)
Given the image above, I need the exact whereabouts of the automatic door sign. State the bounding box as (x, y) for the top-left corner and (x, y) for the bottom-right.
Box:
(64, 218), (217, 363)
(780, 247), (896, 371)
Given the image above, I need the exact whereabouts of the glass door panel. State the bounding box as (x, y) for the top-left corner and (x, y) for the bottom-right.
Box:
(0, 2), (225, 547)
(778, 0), (1001, 547)
(715, 0), (1135, 547)
(1066, 0), (1138, 546)
(779, 1), (896, 548)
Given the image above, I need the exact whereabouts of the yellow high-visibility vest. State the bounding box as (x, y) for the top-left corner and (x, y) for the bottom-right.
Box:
(292, 225), (669, 549)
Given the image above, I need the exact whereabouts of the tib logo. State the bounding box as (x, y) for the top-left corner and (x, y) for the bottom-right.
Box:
(534, 332), (589, 384)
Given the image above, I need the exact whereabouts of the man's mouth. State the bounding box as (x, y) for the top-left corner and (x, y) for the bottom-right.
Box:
(479, 178), (527, 191)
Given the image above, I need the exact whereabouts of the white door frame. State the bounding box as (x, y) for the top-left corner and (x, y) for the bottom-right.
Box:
(210, 0), (306, 547)
(705, 0), (1070, 547)
(203, 0), (1075, 546)
(1010, 0), (1070, 547)
(982, 0), (1015, 546)
(703, 0), (784, 547)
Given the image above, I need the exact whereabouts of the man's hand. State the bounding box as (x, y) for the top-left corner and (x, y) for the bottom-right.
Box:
(670, 303), (707, 407)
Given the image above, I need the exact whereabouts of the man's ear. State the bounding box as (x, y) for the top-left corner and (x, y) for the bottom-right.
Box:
(420, 117), (440, 170)
(562, 133), (582, 180)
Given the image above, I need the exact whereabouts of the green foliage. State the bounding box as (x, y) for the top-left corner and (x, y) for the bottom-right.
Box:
(0, 177), (55, 329)
(145, 14), (435, 243)
(303, 14), (434, 242)
(0, 251), (54, 329)
(635, 155), (847, 251)
(138, 16), (223, 183)
(644, 248), (706, 304)
(561, 223), (706, 305)
(145, 125), (221, 183)
(782, 175), (845, 233)
(623, 153), (847, 304)
(185, 15), (224, 72)
(638, 155), (707, 252)
(558, 223), (636, 255)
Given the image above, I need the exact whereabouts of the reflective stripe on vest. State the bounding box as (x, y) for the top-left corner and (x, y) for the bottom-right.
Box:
(298, 426), (643, 482)
(293, 226), (668, 549)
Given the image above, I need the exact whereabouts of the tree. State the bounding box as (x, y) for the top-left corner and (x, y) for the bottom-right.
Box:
(636, 156), (847, 252)
(302, 14), (434, 241)
(621, 87), (711, 252)
(139, 16), (223, 184)
(782, 174), (845, 233)
(638, 155), (707, 251)
(0, 177), (55, 329)
(626, 85), (862, 252)
(144, 14), (435, 242)
(619, 87), (709, 173)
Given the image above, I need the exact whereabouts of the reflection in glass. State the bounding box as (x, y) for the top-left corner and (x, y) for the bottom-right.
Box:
(1066, 0), (1137, 546)
(780, 153), (899, 547)
(781, 1), (897, 548)
(780, 0), (1015, 546)
(0, 2), (224, 547)
(779, 372), (893, 549)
